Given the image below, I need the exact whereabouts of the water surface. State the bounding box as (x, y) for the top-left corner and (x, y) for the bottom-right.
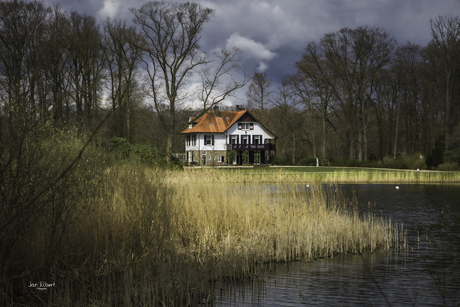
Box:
(215, 184), (460, 306)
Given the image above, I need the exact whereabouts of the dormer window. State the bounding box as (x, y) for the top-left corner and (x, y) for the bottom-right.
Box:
(238, 123), (253, 130)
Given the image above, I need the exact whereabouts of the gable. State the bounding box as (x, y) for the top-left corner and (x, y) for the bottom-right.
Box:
(236, 112), (257, 123)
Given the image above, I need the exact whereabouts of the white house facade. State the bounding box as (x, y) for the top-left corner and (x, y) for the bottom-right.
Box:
(181, 106), (277, 166)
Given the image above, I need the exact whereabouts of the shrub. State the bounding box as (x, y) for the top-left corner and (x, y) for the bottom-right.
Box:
(101, 137), (132, 159)
(360, 161), (383, 168)
(272, 155), (283, 165)
(0, 125), (107, 293)
(383, 156), (406, 169)
(444, 148), (460, 165)
(437, 162), (459, 171)
(132, 143), (166, 167)
(346, 159), (362, 167)
(431, 147), (444, 167)
(97, 137), (167, 167)
(227, 150), (237, 165)
(167, 155), (184, 170)
(296, 157), (317, 166)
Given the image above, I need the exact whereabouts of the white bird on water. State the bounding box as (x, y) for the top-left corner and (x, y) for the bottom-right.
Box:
(395, 186), (399, 189)
(306, 184), (310, 188)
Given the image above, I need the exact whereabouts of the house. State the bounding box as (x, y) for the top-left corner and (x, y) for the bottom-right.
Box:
(180, 105), (277, 166)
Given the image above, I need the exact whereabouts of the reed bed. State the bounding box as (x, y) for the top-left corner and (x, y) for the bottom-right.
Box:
(196, 167), (460, 184)
(5, 166), (405, 306)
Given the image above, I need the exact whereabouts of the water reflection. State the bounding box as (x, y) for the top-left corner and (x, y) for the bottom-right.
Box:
(215, 184), (460, 306)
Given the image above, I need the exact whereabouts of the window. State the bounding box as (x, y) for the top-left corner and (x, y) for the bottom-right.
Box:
(238, 123), (254, 130)
(230, 135), (238, 144)
(218, 156), (224, 163)
(186, 135), (197, 146)
(204, 135), (214, 146)
(254, 135), (262, 144)
(242, 135), (249, 144)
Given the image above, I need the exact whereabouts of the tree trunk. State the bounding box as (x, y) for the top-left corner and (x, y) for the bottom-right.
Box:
(445, 70), (452, 150)
(394, 102), (400, 158)
(292, 131), (296, 165)
(322, 103), (327, 158)
(358, 103), (364, 161)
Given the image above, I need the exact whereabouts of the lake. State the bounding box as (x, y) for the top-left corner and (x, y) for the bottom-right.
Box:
(214, 184), (460, 306)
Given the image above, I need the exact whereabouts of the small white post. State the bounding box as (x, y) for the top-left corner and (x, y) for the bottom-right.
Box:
(316, 157), (319, 167)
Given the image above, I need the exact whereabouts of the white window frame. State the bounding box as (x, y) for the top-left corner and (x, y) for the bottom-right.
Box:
(238, 123), (254, 130)
(204, 135), (214, 146)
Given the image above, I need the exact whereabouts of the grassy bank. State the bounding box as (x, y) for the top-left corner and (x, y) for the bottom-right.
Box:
(198, 166), (460, 184)
(3, 163), (405, 306)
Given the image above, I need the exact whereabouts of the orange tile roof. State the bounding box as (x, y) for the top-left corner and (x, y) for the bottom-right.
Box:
(181, 110), (247, 134)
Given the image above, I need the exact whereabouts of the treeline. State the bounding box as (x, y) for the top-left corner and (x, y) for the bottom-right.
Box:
(247, 19), (460, 169)
(0, 1), (151, 139)
(1, 0), (459, 169)
(0, 0), (247, 161)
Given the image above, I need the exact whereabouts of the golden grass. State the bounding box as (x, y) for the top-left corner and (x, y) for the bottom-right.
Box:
(186, 167), (460, 184)
(7, 166), (405, 306)
(171, 169), (402, 262)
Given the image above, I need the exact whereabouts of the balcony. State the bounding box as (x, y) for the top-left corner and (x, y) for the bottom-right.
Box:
(228, 144), (275, 151)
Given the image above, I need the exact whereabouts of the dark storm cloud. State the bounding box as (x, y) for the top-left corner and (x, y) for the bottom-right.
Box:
(42, 0), (460, 102)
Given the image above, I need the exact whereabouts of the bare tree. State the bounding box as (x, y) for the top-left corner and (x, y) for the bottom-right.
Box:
(320, 26), (396, 160)
(430, 15), (460, 150)
(102, 18), (144, 141)
(130, 1), (214, 161)
(66, 11), (104, 130)
(292, 41), (337, 159)
(394, 43), (423, 155)
(198, 47), (249, 111)
(271, 83), (305, 164)
(246, 72), (272, 126)
(42, 4), (71, 125)
(0, 0), (51, 129)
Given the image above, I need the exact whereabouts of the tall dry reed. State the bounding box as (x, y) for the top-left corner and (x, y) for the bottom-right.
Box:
(195, 167), (460, 184)
(6, 166), (405, 306)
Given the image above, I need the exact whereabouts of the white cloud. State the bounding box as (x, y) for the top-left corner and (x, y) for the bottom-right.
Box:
(226, 33), (277, 61)
(98, 0), (120, 19)
(257, 62), (268, 72)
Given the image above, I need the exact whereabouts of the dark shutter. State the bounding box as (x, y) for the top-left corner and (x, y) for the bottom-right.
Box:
(250, 123), (254, 130)
(204, 135), (207, 145)
(238, 123), (242, 130)
(211, 135), (214, 146)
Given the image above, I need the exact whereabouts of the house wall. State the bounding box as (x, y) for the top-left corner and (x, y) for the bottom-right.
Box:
(186, 149), (227, 165)
(184, 120), (276, 165)
(225, 122), (275, 144)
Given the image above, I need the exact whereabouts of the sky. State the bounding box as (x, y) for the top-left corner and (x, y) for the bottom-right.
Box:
(42, 0), (460, 106)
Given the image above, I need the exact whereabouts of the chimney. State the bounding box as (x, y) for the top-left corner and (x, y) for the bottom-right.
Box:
(213, 105), (221, 117)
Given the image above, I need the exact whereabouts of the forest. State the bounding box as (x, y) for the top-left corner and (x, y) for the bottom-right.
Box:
(0, 0), (459, 169)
